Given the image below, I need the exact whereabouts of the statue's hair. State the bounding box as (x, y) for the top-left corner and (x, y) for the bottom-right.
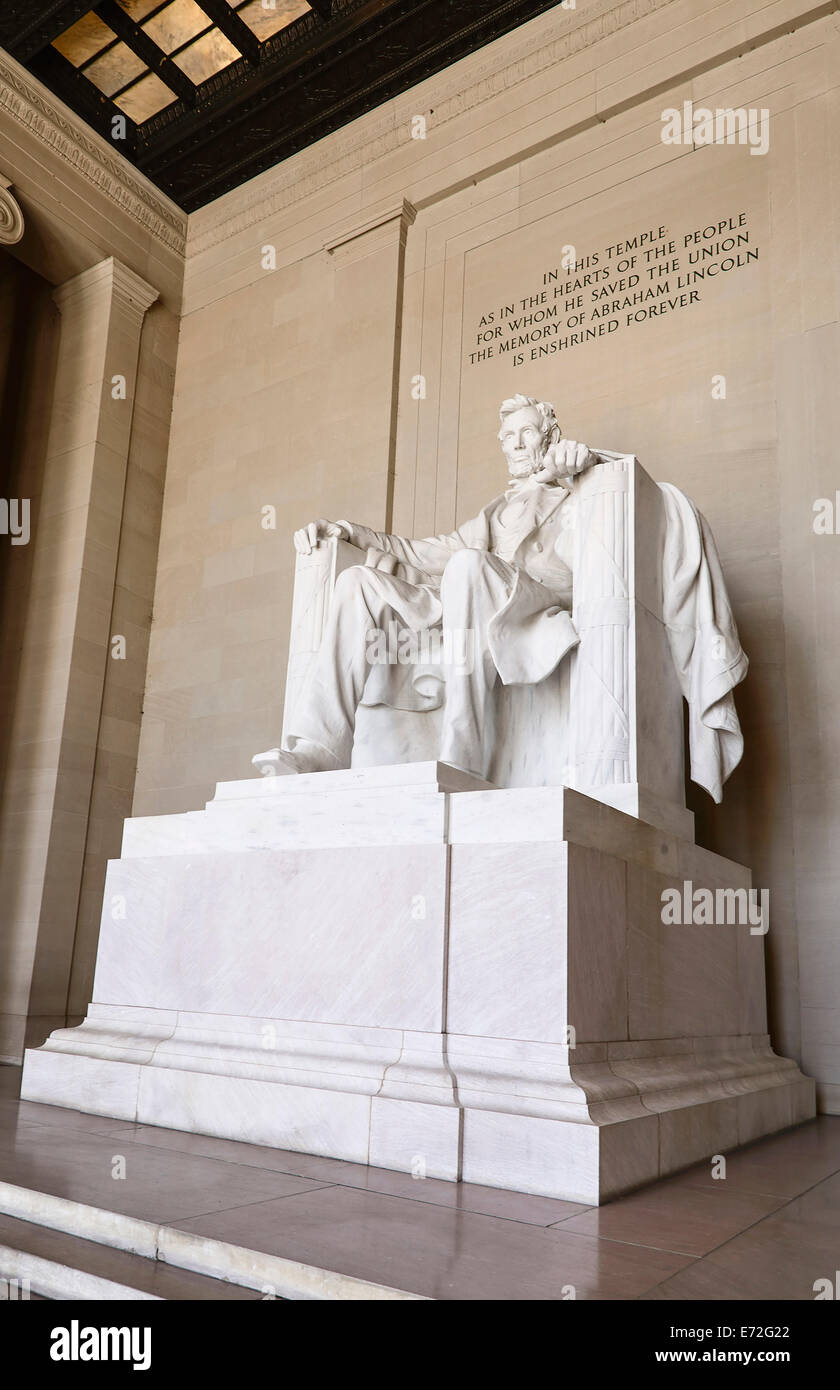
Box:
(497, 394), (561, 444)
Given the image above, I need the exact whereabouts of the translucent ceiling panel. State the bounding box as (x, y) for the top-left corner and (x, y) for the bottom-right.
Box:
(113, 71), (178, 121)
(85, 41), (147, 98)
(116, 0), (165, 20)
(52, 14), (117, 66)
(173, 29), (240, 83)
(143, 0), (211, 54)
(237, 0), (311, 40)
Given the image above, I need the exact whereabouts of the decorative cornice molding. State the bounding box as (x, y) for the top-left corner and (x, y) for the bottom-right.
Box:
(187, 0), (674, 260)
(0, 49), (187, 256)
(0, 173), (24, 245)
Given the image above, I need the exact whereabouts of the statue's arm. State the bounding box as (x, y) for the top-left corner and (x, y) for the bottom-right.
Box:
(336, 514), (486, 578)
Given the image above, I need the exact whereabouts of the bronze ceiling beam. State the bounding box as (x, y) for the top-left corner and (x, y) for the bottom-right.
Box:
(2, 0), (95, 62)
(194, 0), (261, 66)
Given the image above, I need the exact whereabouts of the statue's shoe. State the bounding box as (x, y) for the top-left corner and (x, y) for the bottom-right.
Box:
(251, 747), (301, 777)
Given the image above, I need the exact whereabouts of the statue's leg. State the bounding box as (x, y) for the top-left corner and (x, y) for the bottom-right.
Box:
(438, 549), (516, 778)
(282, 564), (441, 770)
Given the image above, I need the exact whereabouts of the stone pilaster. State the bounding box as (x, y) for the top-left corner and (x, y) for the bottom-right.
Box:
(0, 256), (157, 1059)
(322, 198), (417, 529)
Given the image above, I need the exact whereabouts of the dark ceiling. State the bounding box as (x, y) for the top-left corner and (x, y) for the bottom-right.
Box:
(0, 0), (564, 212)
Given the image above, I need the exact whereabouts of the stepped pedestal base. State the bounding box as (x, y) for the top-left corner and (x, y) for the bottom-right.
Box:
(22, 764), (815, 1205)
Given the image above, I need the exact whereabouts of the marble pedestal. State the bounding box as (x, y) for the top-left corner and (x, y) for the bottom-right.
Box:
(21, 765), (814, 1205)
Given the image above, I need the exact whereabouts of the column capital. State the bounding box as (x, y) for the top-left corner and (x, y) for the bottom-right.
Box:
(324, 198), (417, 264)
(0, 173), (24, 245)
(53, 256), (159, 322)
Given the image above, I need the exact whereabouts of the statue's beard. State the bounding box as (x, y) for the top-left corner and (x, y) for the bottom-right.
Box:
(507, 450), (546, 480)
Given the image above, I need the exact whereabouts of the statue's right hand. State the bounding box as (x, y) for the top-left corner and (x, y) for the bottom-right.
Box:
(293, 519), (350, 555)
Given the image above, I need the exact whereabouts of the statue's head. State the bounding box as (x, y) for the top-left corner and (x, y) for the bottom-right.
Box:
(497, 394), (561, 479)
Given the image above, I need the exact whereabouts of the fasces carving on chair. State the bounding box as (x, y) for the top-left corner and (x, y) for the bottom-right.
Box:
(253, 394), (747, 831)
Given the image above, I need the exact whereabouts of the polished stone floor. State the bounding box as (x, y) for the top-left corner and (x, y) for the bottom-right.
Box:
(1, 1065), (838, 1300)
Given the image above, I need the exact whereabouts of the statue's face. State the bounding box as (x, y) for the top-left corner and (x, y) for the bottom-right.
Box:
(499, 405), (548, 478)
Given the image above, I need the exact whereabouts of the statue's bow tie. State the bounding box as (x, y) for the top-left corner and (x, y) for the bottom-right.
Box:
(502, 480), (569, 523)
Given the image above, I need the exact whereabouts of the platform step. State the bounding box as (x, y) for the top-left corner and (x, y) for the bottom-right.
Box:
(0, 1212), (263, 1300)
(0, 1182), (428, 1300)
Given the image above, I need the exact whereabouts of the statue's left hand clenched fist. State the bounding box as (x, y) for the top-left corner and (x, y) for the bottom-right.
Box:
(534, 438), (597, 486)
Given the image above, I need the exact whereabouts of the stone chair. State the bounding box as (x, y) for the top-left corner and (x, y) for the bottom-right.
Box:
(282, 452), (693, 837)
